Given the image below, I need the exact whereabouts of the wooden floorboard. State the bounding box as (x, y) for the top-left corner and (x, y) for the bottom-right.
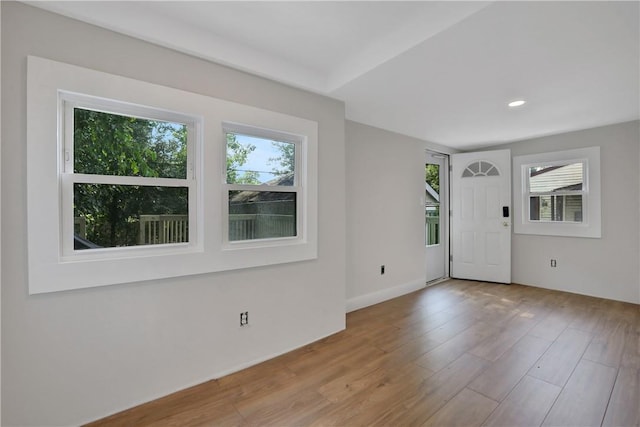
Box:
(468, 334), (551, 401)
(541, 359), (617, 427)
(423, 388), (498, 427)
(85, 279), (640, 427)
(602, 367), (640, 427)
(527, 326), (594, 386)
(482, 375), (562, 427)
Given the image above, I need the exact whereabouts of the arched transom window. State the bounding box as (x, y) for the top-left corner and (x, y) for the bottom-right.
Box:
(462, 160), (500, 178)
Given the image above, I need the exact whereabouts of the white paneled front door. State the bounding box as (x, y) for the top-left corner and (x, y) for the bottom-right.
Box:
(450, 150), (511, 284)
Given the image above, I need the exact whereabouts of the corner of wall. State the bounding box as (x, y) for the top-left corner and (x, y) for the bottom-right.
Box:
(0, 2), (3, 422)
(496, 121), (640, 304)
(346, 279), (425, 313)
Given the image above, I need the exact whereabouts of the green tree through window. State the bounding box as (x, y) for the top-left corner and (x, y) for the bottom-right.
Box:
(226, 133), (259, 184)
(73, 108), (188, 248)
(425, 164), (440, 194)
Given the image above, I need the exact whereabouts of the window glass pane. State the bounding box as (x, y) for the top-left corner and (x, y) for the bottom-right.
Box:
(480, 161), (492, 174)
(425, 163), (440, 246)
(529, 195), (582, 222)
(226, 133), (295, 185)
(462, 161), (500, 177)
(74, 184), (188, 249)
(426, 206), (440, 245)
(74, 108), (187, 179)
(529, 162), (583, 193)
(468, 162), (480, 174)
(229, 191), (296, 240)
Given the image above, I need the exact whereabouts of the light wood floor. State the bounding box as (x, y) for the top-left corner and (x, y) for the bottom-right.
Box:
(87, 279), (640, 426)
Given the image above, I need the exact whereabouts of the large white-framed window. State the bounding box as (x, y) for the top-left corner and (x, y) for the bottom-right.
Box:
(27, 56), (317, 294)
(222, 123), (305, 247)
(60, 92), (199, 260)
(513, 147), (601, 238)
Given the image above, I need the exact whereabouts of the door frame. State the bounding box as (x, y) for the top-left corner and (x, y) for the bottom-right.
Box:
(425, 150), (450, 284)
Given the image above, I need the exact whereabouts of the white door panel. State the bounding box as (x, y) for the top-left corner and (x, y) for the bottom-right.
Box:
(451, 150), (511, 284)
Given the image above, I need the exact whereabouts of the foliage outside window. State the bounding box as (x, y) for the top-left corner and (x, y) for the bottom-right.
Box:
(224, 128), (299, 242)
(71, 107), (192, 250)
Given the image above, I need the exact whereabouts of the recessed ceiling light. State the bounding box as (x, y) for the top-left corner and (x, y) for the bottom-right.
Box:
(508, 100), (526, 107)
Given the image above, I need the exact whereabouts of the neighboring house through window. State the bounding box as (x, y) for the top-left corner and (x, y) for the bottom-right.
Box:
(223, 125), (302, 244)
(513, 147), (601, 238)
(527, 161), (584, 223)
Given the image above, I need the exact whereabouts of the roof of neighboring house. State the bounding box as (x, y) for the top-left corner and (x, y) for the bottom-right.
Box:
(230, 173), (295, 203)
(425, 182), (440, 206)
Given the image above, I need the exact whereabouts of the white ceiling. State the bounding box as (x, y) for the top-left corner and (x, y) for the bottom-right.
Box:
(27, 1), (640, 150)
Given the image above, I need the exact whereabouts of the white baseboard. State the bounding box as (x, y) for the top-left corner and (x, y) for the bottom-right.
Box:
(346, 279), (426, 313)
(211, 328), (343, 378)
(82, 327), (344, 425)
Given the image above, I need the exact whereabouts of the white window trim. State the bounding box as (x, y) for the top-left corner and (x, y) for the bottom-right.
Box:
(513, 147), (601, 238)
(27, 56), (318, 294)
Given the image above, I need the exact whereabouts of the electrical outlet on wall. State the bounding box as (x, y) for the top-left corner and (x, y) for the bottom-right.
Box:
(240, 311), (249, 326)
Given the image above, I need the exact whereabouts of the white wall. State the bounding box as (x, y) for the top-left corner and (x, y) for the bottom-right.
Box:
(0, 3), (3, 423)
(345, 121), (454, 311)
(492, 121), (640, 304)
(345, 119), (640, 307)
(1, 3), (346, 426)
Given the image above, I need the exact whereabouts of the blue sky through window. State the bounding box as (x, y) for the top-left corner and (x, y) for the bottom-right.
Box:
(234, 134), (293, 184)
